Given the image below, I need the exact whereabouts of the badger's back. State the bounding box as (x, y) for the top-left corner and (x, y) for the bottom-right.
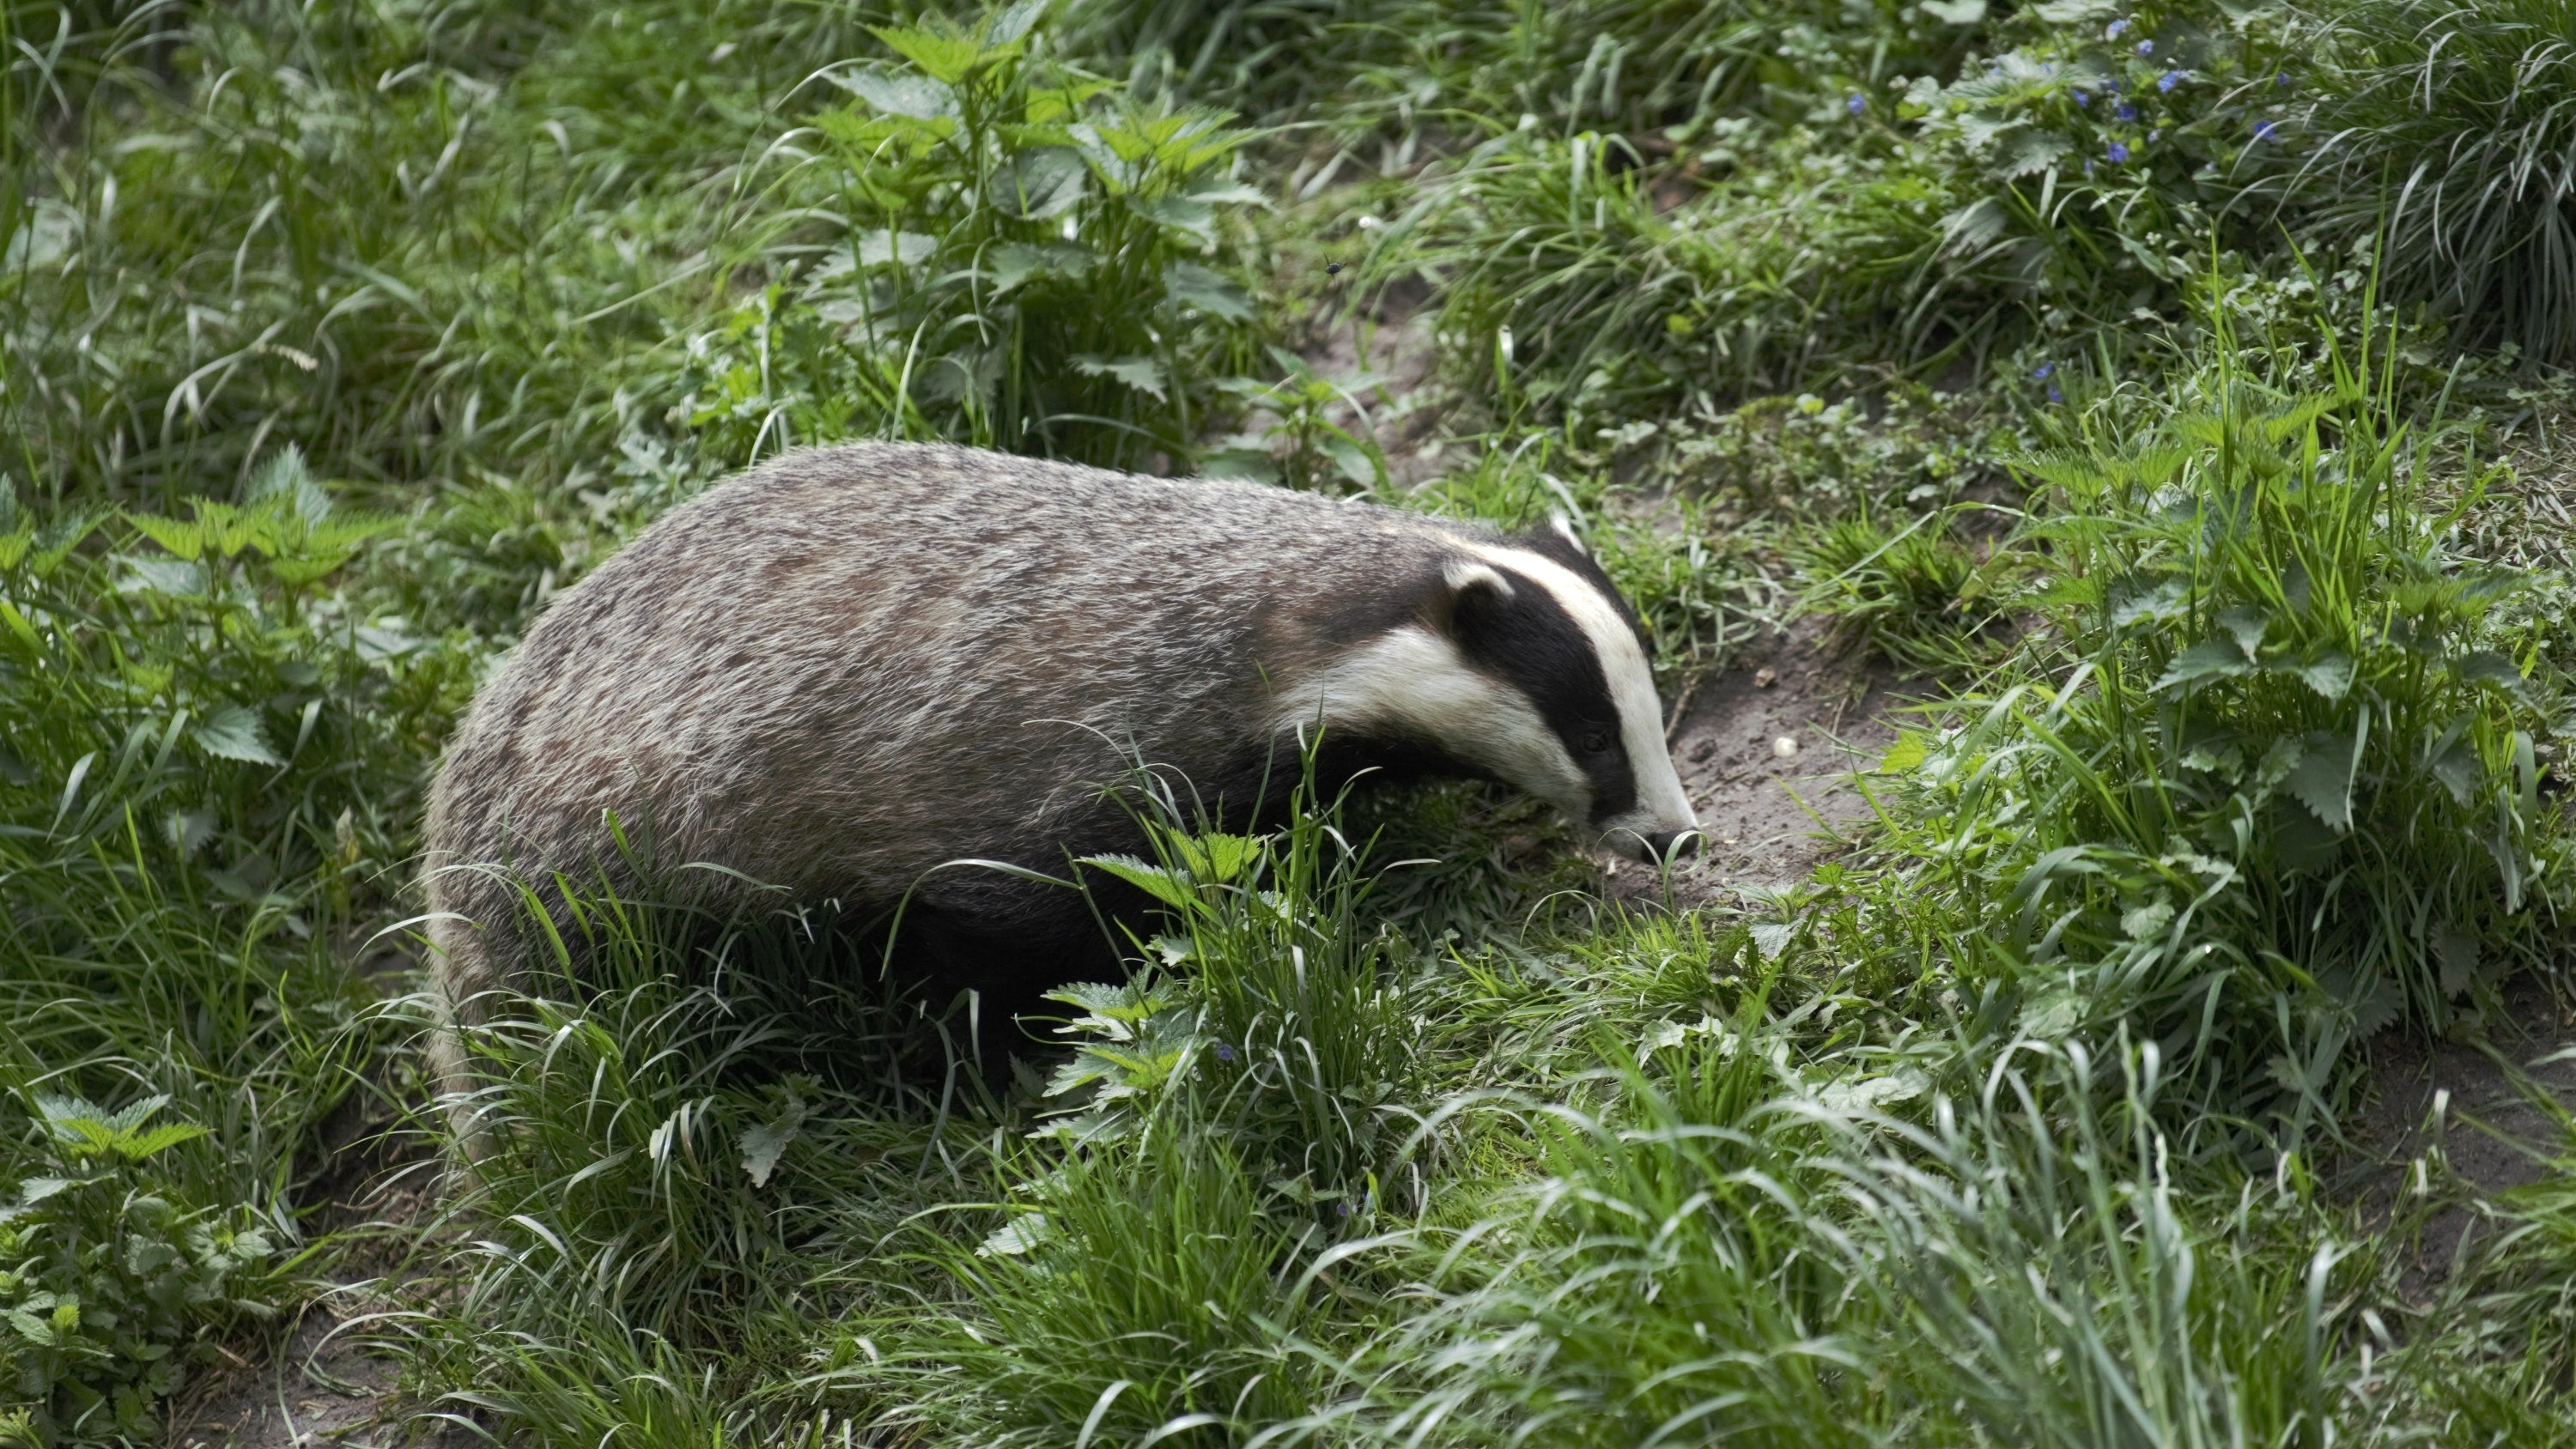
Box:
(423, 443), (1475, 999)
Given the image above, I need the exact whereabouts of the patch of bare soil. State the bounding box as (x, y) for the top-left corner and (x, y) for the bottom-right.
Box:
(2347, 979), (2576, 1294)
(1607, 618), (1911, 906)
(171, 1300), (422, 1449)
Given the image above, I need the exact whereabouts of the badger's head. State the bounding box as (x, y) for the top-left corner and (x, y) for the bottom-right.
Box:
(1291, 518), (1703, 864)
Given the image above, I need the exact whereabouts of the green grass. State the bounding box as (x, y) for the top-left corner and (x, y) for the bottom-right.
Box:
(8, 0), (2576, 1444)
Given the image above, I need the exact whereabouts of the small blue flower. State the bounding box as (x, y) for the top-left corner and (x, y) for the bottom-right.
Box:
(2253, 120), (2278, 142)
(2074, 89), (2090, 106)
(2048, 384), (2064, 403)
(2107, 18), (2129, 39)
(2117, 103), (2137, 121)
(1336, 1201), (1352, 1219)
(2106, 140), (2129, 162)
(2148, 128), (2161, 142)
(1215, 1042), (1236, 1062)
(2159, 70), (2183, 93)
(2136, 39), (2154, 56)
(2275, 72), (2291, 87)
(1848, 93), (1866, 114)
(2034, 361), (2056, 380)
(2103, 77), (2120, 94)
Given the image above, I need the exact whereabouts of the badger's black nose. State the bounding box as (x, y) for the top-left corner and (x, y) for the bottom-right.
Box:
(1643, 830), (1702, 862)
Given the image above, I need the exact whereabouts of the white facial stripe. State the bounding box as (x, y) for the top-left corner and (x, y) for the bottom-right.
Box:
(1273, 626), (1590, 816)
(1460, 543), (1701, 847)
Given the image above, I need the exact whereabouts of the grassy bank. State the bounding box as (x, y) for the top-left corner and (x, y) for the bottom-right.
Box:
(6, 0), (2576, 1444)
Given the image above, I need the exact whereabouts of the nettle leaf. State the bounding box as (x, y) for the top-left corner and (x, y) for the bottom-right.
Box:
(1133, 195), (1216, 244)
(1163, 261), (1252, 322)
(2276, 650), (2354, 702)
(854, 229), (939, 267)
(996, 146), (1085, 220)
(1170, 832), (1260, 883)
(2285, 724), (2362, 832)
(1996, 127), (2072, 179)
(2110, 579), (2188, 627)
(1072, 354), (1169, 402)
(976, 1212), (1053, 1258)
(127, 511), (206, 560)
(2155, 638), (2255, 693)
(196, 704), (284, 766)
(869, 27), (986, 86)
(2455, 651), (2530, 698)
(832, 67), (956, 119)
(2427, 726), (2482, 806)
(989, 240), (1095, 292)
(2218, 605), (2269, 657)
(1076, 853), (1196, 909)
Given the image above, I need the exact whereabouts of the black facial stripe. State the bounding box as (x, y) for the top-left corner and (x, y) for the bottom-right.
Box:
(1514, 526), (1653, 655)
(1451, 564), (1638, 824)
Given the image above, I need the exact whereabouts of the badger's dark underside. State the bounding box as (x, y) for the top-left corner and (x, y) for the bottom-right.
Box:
(465, 728), (1487, 1059)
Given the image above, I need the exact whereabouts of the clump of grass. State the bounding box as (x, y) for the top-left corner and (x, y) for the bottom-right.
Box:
(1796, 506), (2010, 675)
(2291, 0), (2576, 365)
(885, 1125), (1316, 1445)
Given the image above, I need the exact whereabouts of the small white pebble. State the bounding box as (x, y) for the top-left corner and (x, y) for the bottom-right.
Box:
(1772, 736), (1799, 759)
(1753, 666), (1777, 688)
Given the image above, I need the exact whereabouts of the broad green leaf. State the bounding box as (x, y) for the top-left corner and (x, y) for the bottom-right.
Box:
(2154, 638), (2253, 693)
(1134, 195), (1215, 244)
(1996, 127), (2071, 179)
(197, 704), (284, 766)
(2275, 650), (2354, 701)
(855, 229), (939, 267)
(1163, 261), (1251, 322)
(976, 1213), (1053, 1257)
(1074, 852), (1197, 908)
(118, 1123), (207, 1161)
(1171, 832), (1259, 883)
(833, 67), (955, 119)
(2427, 729), (2481, 806)
(126, 512), (204, 561)
(2284, 725), (2360, 831)
(996, 146), (1085, 219)
(1071, 354), (1169, 402)
(870, 27), (983, 85)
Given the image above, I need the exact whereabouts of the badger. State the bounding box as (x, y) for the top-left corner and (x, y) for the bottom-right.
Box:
(422, 442), (1700, 1095)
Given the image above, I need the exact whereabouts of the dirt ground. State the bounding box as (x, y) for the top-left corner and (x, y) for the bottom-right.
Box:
(1604, 618), (1908, 904)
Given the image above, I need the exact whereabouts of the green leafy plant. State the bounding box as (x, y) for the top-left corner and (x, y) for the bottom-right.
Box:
(1867, 353), (2564, 1123)
(0, 1094), (280, 1443)
(714, 3), (1265, 469)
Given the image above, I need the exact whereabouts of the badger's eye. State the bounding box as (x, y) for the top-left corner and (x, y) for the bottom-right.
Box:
(1578, 731), (1614, 755)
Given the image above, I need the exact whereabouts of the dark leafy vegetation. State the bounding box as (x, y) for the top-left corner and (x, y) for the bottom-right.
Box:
(8, 0), (2576, 1444)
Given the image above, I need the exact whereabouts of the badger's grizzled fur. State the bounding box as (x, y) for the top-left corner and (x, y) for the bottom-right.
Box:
(422, 442), (1698, 1097)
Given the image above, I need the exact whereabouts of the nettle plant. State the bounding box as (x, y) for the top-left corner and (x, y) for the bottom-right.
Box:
(1880, 365), (2561, 1119)
(1902, 2), (2300, 319)
(687, 5), (1262, 470)
(0, 452), (454, 920)
(0, 1095), (279, 1442)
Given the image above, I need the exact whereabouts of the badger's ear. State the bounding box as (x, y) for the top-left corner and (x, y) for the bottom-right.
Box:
(1427, 558), (1515, 637)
